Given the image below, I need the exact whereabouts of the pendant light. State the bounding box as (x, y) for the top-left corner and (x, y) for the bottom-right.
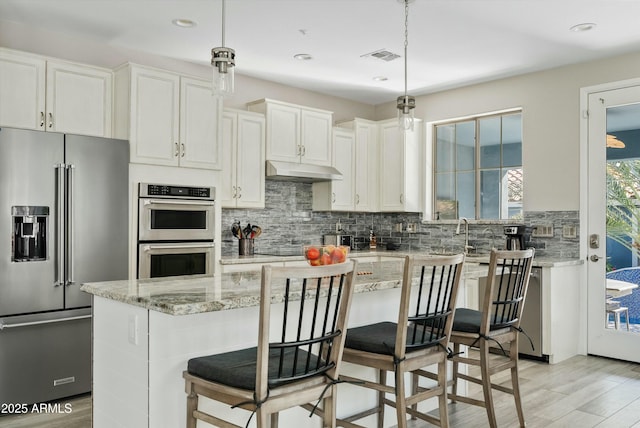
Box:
(211, 0), (235, 97)
(397, 0), (415, 131)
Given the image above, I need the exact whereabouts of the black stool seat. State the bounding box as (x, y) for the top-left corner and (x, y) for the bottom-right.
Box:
(345, 321), (443, 355)
(188, 347), (324, 390)
(452, 308), (515, 333)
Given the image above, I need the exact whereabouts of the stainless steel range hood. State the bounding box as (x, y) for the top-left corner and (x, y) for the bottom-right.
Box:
(265, 160), (343, 182)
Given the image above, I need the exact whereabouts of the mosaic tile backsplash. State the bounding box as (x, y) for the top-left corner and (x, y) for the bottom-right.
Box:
(221, 180), (579, 258)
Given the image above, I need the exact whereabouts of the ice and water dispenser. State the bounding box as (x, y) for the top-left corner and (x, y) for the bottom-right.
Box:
(12, 206), (48, 262)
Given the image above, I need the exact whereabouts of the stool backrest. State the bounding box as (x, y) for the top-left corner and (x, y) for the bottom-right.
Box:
(395, 254), (465, 358)
(257, 260), (357, 397)
(481, 249), (535, 334)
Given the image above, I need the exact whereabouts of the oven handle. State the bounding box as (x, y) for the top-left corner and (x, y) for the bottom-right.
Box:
(141, 243), (215, 252)
(142, 199), (215, 207)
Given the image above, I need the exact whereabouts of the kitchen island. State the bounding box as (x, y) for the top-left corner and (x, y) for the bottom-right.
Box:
(82, 254), (583, 427)
(81, 258), (489, 428)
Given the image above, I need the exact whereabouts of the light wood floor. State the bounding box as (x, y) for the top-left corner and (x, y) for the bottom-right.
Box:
(1, 354), (639, 427)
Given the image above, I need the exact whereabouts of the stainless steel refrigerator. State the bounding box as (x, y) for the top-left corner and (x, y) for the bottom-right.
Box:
(0, 127), (129, 404)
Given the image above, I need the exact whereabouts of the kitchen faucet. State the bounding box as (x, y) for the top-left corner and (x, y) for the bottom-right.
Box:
(456, 217), (474, 254)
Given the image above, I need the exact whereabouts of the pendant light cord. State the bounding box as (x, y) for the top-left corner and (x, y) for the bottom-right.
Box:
(221, 0), (226, 48)
(403, 0), (409, 97)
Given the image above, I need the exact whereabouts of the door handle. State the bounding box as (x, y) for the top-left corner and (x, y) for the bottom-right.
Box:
(590, 254), (602, 262)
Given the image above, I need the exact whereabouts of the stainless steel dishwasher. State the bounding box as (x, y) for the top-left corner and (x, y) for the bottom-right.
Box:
(478, 267), (545, 361)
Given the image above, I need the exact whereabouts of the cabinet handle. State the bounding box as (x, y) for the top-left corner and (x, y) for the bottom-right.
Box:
(40, 112), (45, 127)
(174, 142), (179, 157)
(400, 194), (404, 204)
(301, 145), (306, 156)
(181, 143), (185, 157)
(237, 186), (241, 199)
(332, 192), (336, 203)
(297, 145), (301, 156)
(48, 112), (53, 128)
(232, 186), (237, 198)
(356, 194), (360, 205)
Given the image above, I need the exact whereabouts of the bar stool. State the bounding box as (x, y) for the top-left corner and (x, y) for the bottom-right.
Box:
(183, 260), (357, 428)
(606, 299), (630, 330)
(449, 248), (534, 428)
(337, 254), (465, 428)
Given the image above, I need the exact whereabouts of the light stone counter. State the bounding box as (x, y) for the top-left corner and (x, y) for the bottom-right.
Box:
(81, 259), (490, 316)
(220, 250), (583, 268)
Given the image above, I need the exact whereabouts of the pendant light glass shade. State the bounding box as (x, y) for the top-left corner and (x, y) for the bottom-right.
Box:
(212, 47), (235, 97)
(397, 95), (415, 131)
(211, 0), (235, 97)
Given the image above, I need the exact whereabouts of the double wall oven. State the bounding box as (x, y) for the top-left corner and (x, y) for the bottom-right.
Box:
(137, 183), (216, 279)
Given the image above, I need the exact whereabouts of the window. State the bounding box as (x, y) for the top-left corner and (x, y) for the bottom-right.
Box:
(434, 111), (523, 220)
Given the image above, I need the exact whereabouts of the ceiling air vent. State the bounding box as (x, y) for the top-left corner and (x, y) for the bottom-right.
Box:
(361, 49), (401, 62)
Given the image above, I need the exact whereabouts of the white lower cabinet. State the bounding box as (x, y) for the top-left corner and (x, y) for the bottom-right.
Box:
(114, 63), (221, 169)
(220, 109), (265, 208)
(0, 48), (112, 137)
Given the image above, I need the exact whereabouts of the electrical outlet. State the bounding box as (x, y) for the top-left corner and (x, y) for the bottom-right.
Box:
(563, 225), (577, 239)
(532, 224), (553, 238)
(128, 314), (138, 345)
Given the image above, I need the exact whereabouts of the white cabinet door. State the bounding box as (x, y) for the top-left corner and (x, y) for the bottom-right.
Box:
(0, 49), (45, 130)
(179, 77), (221, 170)
(354, 120), (378, 212)
(220, 111), (238, 206)
(235, 112), (265, 208)
(265, 102), (300, 163)
(330, 129), (355, 210)
(46, 60), (112, 137)
(220, 109), (265, 208)
(301, 109), (332, 166)
(378, 119), (422, 212)
(379, 121), (404, 211)
(129, 66), (180, 166)
(312, 128), (355, 211)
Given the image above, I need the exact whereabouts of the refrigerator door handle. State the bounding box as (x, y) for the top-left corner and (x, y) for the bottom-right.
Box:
(0, 315), (92, 331)
(55, 163), (66, 286)
(67, 164), (75, 285)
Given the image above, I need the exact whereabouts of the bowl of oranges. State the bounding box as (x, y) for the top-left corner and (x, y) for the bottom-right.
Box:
(303, 245), (349, 266)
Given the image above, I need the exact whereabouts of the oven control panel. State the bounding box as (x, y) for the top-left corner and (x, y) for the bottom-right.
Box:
(139, 183), (215, 200)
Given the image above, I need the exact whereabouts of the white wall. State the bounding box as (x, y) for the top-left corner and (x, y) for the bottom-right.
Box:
(375, 50), (640, 212)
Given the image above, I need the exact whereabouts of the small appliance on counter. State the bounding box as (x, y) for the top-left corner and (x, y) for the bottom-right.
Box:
(323, 233), (353, 249)
(504, 225), (534, 250)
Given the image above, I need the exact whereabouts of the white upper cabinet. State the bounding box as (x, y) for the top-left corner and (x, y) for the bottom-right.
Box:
(0, 48), (112, 137)
(114, 63), (221, 169)
(345, 118), (379, 212)
(179, 77), (223, 170)
(378, 119), (423, 212)
(247, 99), (332, 166)
(312, 128), (355, 211)
(220, 109), (265, 208)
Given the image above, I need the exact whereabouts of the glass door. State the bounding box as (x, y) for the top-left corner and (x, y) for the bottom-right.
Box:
(587, 86), (640, 362)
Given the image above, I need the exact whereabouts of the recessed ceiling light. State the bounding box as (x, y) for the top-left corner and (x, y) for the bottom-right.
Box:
(172, 19), (197, 28)
(294, 54), (313, 61)
(373, 76), (388, 82)
(570, 22), (596, 32)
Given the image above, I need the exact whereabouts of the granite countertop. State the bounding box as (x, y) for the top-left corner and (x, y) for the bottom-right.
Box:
(220, 250), (583, 268)
(81, 259), (489, 316)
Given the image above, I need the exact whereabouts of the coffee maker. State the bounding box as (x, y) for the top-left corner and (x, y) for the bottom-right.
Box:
(504, 225), (534, 250)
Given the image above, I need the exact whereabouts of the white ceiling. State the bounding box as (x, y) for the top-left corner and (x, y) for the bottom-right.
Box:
(3, 0), (640, 105)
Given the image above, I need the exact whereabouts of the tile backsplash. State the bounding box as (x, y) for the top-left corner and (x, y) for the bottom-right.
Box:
(221, 181), (579, 258)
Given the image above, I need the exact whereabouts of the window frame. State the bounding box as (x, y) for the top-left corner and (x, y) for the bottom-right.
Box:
(429, 109), (523, 221)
